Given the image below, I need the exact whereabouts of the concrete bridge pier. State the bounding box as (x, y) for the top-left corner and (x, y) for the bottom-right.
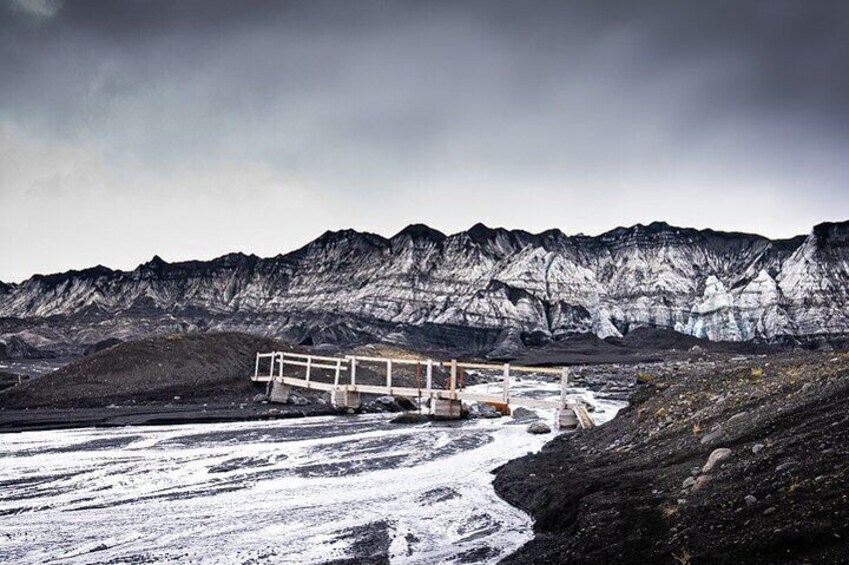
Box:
(556, 407), (579, 429)
(431, 398), (463, 420)
(332, 388), (362, 410)
(270, 379), (292, 403)
(557, 402), (594, 430)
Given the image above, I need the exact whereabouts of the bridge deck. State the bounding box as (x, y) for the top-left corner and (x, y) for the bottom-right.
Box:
(252, 350), (593, 426)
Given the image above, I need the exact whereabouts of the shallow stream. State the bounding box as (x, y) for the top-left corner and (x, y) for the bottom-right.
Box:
(1, 378), (625, 564)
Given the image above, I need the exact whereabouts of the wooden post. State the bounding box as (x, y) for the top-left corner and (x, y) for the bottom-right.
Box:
(560, 367), (569, 409)
(449, 360), (457, 399)
(270, 354), (276, 378)
(386, 359), (393, 389)
(502, 363), (510, 403)
(334, 359), (341, 386)
(351, 357), (357, 386)
(426, 359), (433, 398)
(305, 356), (312, 382)
(279, 353), (284, 380)
(254, 354), (260, 380)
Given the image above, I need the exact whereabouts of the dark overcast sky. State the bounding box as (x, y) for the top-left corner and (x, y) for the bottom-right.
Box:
(1, 0), (848, 281)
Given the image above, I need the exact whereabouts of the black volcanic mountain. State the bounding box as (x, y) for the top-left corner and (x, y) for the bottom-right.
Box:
(1, 221), (847, 356)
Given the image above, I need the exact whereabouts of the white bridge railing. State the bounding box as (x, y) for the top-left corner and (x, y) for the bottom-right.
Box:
(253, 350), (572, 410)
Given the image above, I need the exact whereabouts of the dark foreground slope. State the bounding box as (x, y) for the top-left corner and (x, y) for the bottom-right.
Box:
(0, 333), (347, 431)
(495, 352), (849, 564)
(0, 332), (286, 409)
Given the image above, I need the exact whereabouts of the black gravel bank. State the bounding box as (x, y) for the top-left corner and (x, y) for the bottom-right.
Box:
(494, 352), (849, 564)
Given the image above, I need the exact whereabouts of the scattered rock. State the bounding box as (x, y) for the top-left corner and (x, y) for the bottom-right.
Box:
(394, 396), (417, 411)
(390, 412), (429, 424)
(527, 422), (552, 434)
(775, 461), (795, 473)
(512, 407), (539, 421)
(702, 448), (732, 473)
(763, 507), (777, 516)
(253, 393), (269, 403)
(700, 429), (724, 444)
(682, 476), (696, 489)
(365, 395), (407, 413)
(691, 474), (713, 492)
(744, 494), (758, 507)
(467, 401), (502, 419)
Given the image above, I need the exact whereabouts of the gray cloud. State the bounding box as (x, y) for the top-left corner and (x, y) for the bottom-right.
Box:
(1, 1), (848, 281)
(7, 0), (62, 19)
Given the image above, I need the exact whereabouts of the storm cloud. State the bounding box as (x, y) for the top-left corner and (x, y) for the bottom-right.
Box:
(2, 0), (848, 281)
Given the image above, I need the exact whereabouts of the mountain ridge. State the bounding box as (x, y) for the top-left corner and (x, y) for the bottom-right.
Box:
(1, 220), (847, 357)
(3, 220), (817, 285)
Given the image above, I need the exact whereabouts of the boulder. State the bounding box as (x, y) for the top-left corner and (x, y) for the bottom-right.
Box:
(691, 474), (713, 492)
(366, 395), (405, 413)
(395, 396), (418, 411)
(702, 448), (732, 473)
(700, 429), (724, 444)
(467, 402), (502, 419)
(512, 407), (539, 421)
(527, 422), (552, 434)
(390, 412), (429, 424)
(288, 395), (310, 406)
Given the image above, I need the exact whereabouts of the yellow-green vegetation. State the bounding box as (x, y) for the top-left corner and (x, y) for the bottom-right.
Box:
(637, 373), (654, 384)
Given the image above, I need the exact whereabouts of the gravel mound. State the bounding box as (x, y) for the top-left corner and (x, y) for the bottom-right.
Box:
(0, 332), (287, 409)
(495, 352), (849, 564)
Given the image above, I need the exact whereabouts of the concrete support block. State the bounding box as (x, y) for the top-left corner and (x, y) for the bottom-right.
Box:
(331, 388), (362, 410)
(556, 408), (579, 430)
(270, 379), (291, 404)
(431, 398), (463, 420)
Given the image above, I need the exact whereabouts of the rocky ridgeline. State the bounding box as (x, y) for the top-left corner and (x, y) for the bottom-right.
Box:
(1, 220), (848, 356)
(494, 352), (849, 564)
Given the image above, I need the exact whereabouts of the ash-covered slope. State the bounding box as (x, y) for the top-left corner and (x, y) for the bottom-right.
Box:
(1, 220), (846, 356)
(0, 333), (284, 409)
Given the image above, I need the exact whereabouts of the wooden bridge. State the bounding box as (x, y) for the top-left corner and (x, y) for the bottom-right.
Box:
(252, 351), (594, 429)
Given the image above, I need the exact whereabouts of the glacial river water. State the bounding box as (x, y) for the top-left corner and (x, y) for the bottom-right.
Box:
(1, 380), (625, 564)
